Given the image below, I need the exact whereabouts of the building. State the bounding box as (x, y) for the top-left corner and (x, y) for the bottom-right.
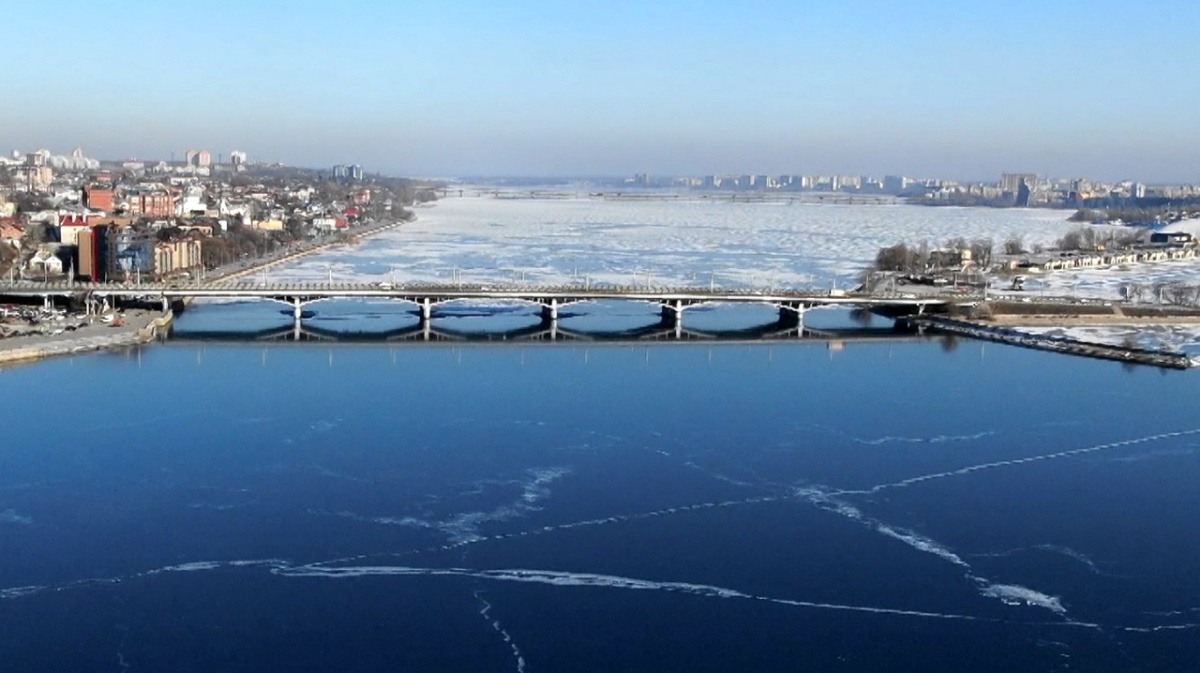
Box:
(77, 225), (108, 280)
(1149, 232), (1193, 247)
(58, 214), (99, 246)
(0, 219), (24, 249)
(185, 150), (212, 168)
(26, 245), (65, 277)
(1016, 180), (1032, 207)
(1000, 173), (1037, 194)
(153, 237), (203, 278)
(124, 189), (175, 218)
(883, 175), (909, 193)
(229, 150), (247, 167)
(332, 165), (348, 180)
(18, 165), (54, 190)
(82, 184), (116, 212)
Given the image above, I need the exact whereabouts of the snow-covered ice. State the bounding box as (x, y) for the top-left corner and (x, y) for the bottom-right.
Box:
(259, 194), (1078, 288)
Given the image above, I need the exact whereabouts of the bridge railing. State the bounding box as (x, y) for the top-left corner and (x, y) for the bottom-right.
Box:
(0, 280), (951, 302)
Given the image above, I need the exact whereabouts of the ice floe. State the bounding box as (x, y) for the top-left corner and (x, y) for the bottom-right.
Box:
(0, 509), (32, 525)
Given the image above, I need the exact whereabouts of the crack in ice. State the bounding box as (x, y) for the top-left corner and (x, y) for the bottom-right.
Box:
(476, 591), (527, 673)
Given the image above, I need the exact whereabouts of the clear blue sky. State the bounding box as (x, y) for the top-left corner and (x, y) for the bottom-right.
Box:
(5, 0), (1198, 182)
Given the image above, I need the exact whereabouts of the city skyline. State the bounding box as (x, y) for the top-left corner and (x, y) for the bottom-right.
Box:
(5, 0), (1199, 182)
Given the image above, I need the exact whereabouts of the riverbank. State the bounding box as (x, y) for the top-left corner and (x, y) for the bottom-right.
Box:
(0, 216), (413, 367)
(0, 308), (170, 368)
(206, 215), (411, 283)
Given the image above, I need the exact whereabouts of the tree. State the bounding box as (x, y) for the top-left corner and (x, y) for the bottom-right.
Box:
(1003, 235), (1024, 255)
(944, 236), (968, 252)
(970, 238), (994, 268)
(873, 243), (921, 272)
(156, 226), (184, 242)
(285, 217), (308, 240)
(1057, 229), (1084, 251)
(0, 244), (17, 278)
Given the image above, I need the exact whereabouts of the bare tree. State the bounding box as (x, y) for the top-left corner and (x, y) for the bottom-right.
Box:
(944, 236), (969, 252)
(970, 238), (994, 268)
(873, 243), (922, 273)
(1003, 235), (1025, 255)
(1057, 229), (1084, 251)
(1124, 283), (1145, 304)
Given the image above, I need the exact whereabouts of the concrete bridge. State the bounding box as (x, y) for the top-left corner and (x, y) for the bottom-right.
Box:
(0, 281), (950, 335)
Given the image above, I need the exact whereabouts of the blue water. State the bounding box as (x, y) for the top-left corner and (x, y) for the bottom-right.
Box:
(2, 332), (1199, 671)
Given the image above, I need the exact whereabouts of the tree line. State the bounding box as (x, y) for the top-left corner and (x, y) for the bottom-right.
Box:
(872, 237), (1004, 273)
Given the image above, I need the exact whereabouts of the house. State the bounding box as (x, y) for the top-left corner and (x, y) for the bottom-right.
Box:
(927, 248), (973, 269)
(0, 218), (23, 249)
(26, 245), (64, 276)
(1149, 232), (1193, 247)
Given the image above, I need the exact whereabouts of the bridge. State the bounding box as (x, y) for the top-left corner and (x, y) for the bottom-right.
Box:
(0, 281), (952, 338)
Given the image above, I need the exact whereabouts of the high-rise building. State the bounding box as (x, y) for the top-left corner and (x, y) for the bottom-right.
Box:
(883, 175), (909, 193)
(1000, 173), (1037, 194)
(185, 150), (212, 168)
(229, 150), (247, 166)
(332, 165), (348, 180)
(1016, 180), (1032, 207)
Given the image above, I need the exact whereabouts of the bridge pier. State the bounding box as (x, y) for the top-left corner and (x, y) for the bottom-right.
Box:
(541, 298), (559, 322)
(418, 298), (433, 322)
(659, 301), (685, 339)
(778, 304), (807, 333)
(660, 300), (684, 324)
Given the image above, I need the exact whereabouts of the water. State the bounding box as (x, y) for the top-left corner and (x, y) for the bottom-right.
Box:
(4, 198), (1200, 671)
(1, 339), (1199, 671)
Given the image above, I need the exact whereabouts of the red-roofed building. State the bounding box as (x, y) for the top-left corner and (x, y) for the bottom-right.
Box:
(59, 214), (102, 246)
(0, 217), (23, 249)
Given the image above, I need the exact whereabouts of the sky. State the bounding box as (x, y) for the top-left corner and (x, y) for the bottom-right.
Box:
(4, 0), (1199, 182)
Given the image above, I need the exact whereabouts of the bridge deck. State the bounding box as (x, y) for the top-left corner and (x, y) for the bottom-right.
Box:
(0, 282), (950, 308)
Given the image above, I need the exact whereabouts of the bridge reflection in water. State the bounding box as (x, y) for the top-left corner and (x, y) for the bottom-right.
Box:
(170, 312), (926, 345)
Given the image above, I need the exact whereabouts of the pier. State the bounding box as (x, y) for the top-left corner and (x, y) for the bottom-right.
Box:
(918, 316), (1194, 370)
